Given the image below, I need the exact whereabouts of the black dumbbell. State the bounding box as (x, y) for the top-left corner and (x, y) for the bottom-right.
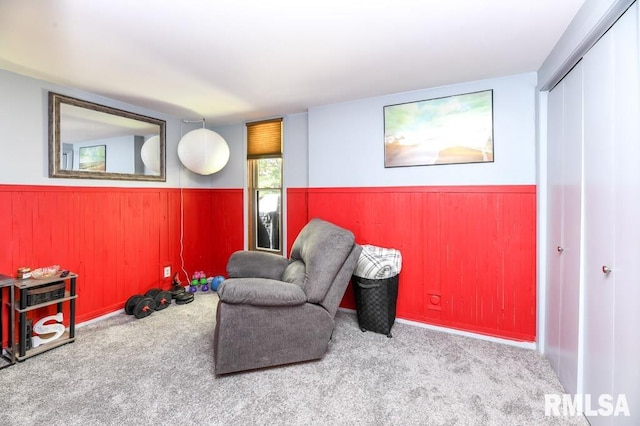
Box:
(124, 294), (156, 319)
(124, 288), (173, 319)
(146, 288), (172, 311)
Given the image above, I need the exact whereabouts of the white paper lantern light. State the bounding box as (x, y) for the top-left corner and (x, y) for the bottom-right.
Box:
(177, 128), (230, 175)
(140, 135), (161, 173)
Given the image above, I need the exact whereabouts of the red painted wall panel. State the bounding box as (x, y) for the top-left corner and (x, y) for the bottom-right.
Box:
(1, 184), (535, 347)
(0, 185), (243, 346)
(288, 185), (537, 341)
(286, 189), (309, 255)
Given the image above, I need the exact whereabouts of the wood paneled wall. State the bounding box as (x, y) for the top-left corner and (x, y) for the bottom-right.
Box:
(287, 186), (537, 341)
(0, 185), (243, 339)
(1, 184), (536, 347)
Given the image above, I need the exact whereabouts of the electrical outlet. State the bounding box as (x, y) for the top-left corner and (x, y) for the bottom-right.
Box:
(163, 266), (171, 278)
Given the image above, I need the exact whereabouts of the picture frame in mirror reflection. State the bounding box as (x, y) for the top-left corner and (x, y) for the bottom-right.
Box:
(78, 145), (106, 171)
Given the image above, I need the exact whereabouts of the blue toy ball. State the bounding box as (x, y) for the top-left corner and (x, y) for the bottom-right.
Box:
(211, 275), (225, 291)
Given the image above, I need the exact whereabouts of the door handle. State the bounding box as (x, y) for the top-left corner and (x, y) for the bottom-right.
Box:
(557, 246), (564, 253)
(602, 265), (612, 274)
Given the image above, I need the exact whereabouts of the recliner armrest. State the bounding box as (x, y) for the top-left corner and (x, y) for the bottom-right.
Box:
(226, 251), (290, 280)
(218, 278), (307, 306)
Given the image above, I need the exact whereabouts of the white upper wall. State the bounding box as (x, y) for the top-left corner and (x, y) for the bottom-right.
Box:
(2, 66), (537, 189)
(307, 72), (538, 188)
(283, 113), (309, 188)
(0, 67), (244, 188)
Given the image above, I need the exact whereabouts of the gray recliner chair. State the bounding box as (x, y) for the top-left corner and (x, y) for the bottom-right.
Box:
(213, 218), (362, 375)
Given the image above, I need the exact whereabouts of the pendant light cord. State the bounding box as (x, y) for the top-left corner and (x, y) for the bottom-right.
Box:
(178, 118), (207, 286)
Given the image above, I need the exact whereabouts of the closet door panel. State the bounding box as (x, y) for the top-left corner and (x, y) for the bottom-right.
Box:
(611, 5), (640, 423)
(545, 61), (583, 396)
(582, 25), (615, 426)
(558, 63), (583, 395)
(545, 81), (564, 376)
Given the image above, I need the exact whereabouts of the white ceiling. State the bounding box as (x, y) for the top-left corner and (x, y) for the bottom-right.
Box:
(0, 0), (584, 126)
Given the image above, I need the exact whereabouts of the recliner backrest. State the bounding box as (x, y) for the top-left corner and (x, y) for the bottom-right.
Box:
(283, 218), (356, 304)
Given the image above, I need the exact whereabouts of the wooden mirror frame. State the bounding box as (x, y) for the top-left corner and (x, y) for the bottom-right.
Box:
(48, 92), (166, 181)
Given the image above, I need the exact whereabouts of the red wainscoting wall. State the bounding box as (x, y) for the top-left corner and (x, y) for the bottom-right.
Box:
(1, 184), (536, 347)
(0, 185), (243, 345)
(287, 185), (537, 342)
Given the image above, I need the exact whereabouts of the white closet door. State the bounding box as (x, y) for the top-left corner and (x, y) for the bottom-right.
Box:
(547, 4), (639, 423)
(546, 62), (584, 395)
(583, 18), (615, 426)
(558, 63), (583, 396)
(545, 76), (564, 378)
(611, 4), (640, 425)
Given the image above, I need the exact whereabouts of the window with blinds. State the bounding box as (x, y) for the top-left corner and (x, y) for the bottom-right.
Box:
(246, 118), (283, 253)
(247, 118), (282, 158)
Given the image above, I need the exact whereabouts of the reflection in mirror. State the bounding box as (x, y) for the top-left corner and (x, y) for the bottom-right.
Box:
(49, 92), (166, 181)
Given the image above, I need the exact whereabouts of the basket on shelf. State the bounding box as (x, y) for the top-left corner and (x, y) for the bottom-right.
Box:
(30, 265), (60, 280)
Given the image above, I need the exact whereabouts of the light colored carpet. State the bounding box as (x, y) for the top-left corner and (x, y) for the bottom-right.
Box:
(0, 292), (587, 425)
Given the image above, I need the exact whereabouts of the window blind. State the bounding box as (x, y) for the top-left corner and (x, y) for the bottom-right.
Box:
(246, 118), (283, 159)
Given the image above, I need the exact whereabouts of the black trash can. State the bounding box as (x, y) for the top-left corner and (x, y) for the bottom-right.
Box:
(352, 273), (399, 337)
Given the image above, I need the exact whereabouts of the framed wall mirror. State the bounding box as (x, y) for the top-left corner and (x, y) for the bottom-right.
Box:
(49, 92), (166, 181)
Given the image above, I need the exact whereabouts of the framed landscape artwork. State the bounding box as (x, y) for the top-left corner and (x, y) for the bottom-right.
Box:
(79, 145), (106, 171)
(384, 90), (494, 168)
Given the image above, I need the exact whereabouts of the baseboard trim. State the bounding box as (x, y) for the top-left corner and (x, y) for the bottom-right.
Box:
(78, 305), (537, 350)
(76, 309), (124, 329)
(337, 307), (537, 350)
